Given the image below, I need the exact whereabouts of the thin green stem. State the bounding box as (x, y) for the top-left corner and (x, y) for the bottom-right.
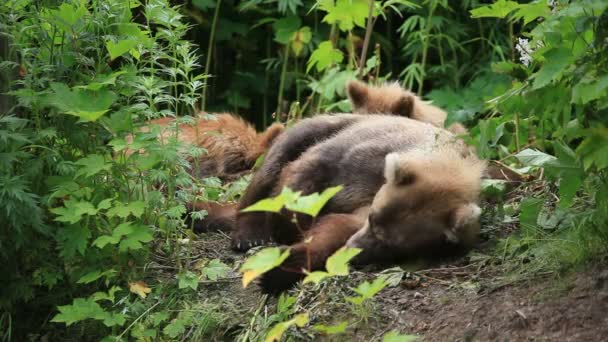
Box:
(358, 0), (376, 78)
(276, 45), (289, 122)
(418, 3), (436, 95)
(201, 0), (222, 111)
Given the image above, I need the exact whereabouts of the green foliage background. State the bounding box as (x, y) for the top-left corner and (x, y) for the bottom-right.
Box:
(0, 0), (607, 340)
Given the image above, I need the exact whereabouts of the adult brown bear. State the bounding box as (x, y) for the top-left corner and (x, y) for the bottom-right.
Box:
(231, 114), (485, 293)
(125, 113), (284, 181)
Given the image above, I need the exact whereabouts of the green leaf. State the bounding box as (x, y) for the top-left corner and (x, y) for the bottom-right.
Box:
(46, 83), (117, 122)
(571, 74), (608, 105)
(319, 0), (371, 31)
(106, 39), (139, 60)
(265, 313), (309, 342)
(106, 201), (146, 218)
(307, 41), (344, 73)
(178, 271), (199, 291)
(201, 259), (231, 281)
(532, 48), (572, 89)
(91, 286), (122, 303)
(470, 0), (520, 19)
(286, 185), (343, 217)
(347, 275), (389, 305)
(74, 71), (127, 91)
(312, 321), (348, 335)
(325, 247), (361, 276)
(192, 0), (216, 10)
(51, 298), (117, 327)
(92, 234), (121, 249)
(515, 149), (557, 167)
(57, 225), (91, 258)
(519, 198), (544, 229)
(51, 199), (98, 224)
(240, 247), (290, 287)
(242, 187), (301, 213)
(481, 179), (508, 200)
(512, 1), (550, 25)
(382, 331), (419, 342)
(75, 154), (112, 178)
(119, 225), (153, 252)
(575, 128), (608, 171)
(273, 16), (301, 44)
(302, 271), (330, 285)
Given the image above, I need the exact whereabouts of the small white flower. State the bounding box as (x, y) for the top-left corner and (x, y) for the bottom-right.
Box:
(515, 38), (533, 67)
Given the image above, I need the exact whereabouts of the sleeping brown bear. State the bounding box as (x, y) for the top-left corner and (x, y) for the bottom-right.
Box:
(231, 114), (485, 293)
(346, 80), (467, 135)
(125, 113), (284, 181)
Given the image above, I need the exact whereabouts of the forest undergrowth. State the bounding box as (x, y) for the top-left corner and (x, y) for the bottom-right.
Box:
(1, 0), (607, 340)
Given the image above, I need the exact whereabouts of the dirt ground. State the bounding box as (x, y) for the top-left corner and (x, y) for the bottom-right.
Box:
(186, 229), (608, 342)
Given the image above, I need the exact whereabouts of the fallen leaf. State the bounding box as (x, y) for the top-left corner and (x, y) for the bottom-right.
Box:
(129, 281), (151, 298)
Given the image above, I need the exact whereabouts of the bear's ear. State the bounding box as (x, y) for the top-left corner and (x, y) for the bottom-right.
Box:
(384, 153), (417, 186)
(391, 94), (415, 117)
(347, 80), (369, 108)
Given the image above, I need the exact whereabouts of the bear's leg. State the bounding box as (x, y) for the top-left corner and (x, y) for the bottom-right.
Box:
(258, 213), (366, 294)
(233, 116), (358, 251)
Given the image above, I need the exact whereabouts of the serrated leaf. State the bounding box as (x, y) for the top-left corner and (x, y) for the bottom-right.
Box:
(286, 185), (343, 217)
(470, 0), (520, 18)
(178, 271), (199, 291)
(273, 15), (301, 44)
(129, 281), (151, 299)
(57, 225), (91, 258)
(107, 201), (145, 218)
(75, 154), (112, 178)
(325, 247), (361, 276)
(532, 48), (572, 89)
(201, 259), (231, 281)
(320, 0), (371, 31)
(307, 41), (344, 73)
(519, 198), (544, 230)
(119, 225), (153, 252)
(265, 313), (309, 342)
(106, 39), (139, 60)
(240, 247), (290, 288)
(51, 298), (110, 326)
(45, 82), (117, 122)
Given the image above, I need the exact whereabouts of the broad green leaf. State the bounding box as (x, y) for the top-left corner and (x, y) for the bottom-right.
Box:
(307, 41), (344, 73)
(74, 71), (127, 91)
(201, 259), (231, 281)
(106, 39), (139, 60)
(75, 154), (112, 178)
(57, 225), (91, 258)
(312, 321), (348, 335)
(119, 225), (153, 252)
(178, 271), (199, 291)
(92, 234), (121, 249)
(51, 199), (98, 224)
(519, 198), (544, 230)
(77, 270), (117, 284)
(515, 149), (556, 167)
(470, 0), (520, 18)
(481, 179), (508, 200)
(91, 286), (121, 303)
(319, 0), (371, 31)
(163, 312), (193, 338)
(107, 201), (145, 218)
(511, 1), (549, 25)
(352, 275), (389, 299)
(242, 187), (301, 213)
(571, 74), (608, 105)
(240, 247), (290, 288)
(273, 16), (301, 44)
(325, 247), (361, 276)
(575, 128), (608, 170)
(46, 83), (117, 122)
(265, 313), (309, 342)
(532, 48), (572, 89)
(302, 271), (330, 285)
(382, 331), (419, 342)
(51, 298), (112, 326)
(286, 185), (343, 217)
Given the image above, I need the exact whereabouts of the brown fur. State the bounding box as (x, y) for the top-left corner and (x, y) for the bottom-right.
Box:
(186, 201), (237, 233)
(229, 113), (485, 293)
(125, 113), (284, 180)
(347, 80), (467, 135)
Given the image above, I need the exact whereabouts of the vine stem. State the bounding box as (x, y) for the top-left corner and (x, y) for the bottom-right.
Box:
(358, 0), (376, 79)
(201, 0), (222, 111)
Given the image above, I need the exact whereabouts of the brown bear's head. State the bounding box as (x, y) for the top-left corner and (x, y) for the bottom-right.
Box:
(345, 148), (485, 264)
(346, 80), (416, 117)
